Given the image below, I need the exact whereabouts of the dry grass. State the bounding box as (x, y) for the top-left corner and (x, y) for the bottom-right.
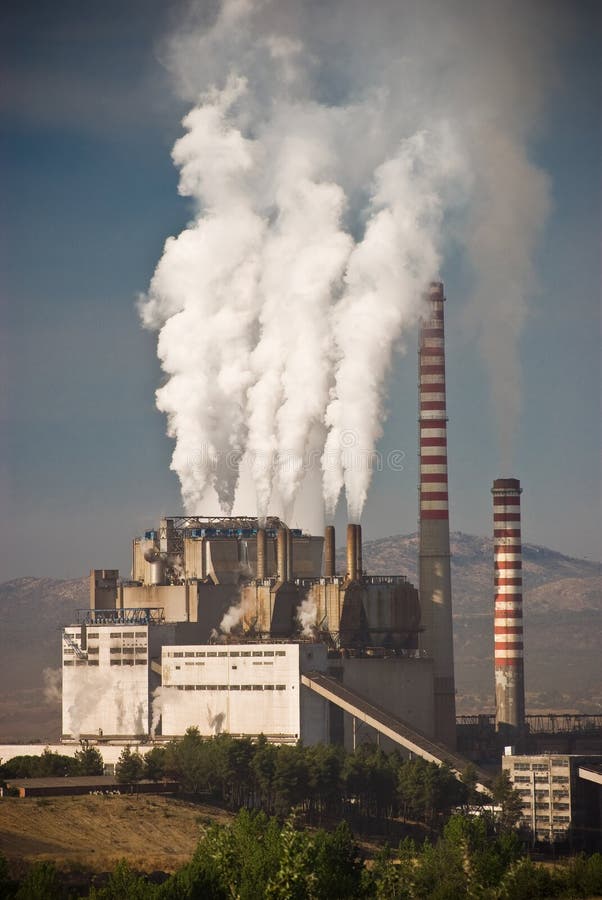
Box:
(0, 794), (234, 875)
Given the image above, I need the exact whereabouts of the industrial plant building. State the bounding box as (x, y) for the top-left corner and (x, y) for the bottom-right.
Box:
(58, 282), (471, 781)
(49, 280), (602, 838)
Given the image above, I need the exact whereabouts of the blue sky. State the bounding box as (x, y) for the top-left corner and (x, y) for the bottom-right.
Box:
(1, 0), (600, 578)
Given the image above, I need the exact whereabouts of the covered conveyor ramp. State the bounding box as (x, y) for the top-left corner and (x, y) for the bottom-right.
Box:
(302, 672), (491, 794)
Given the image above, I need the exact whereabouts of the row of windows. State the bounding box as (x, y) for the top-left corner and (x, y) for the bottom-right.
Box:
(105, 631), (147, 638)
(64, 660), (100, 666)
(110, 659), (147, 666)
(170, 684), (288, 692)
(109, 647), (147, 654)
(167, 649), (287, 659)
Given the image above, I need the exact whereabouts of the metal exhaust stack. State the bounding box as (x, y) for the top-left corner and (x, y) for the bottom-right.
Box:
(286, 528), (294, 582)
(492, 477), (525, 731)
(276, 526), (288, 582)
(346, 524), (358, 582)
(256, 527), (267, 580)
(418, 280), (457, 749)
(324, 525), (336, 578)
(356, 524), (363, 579)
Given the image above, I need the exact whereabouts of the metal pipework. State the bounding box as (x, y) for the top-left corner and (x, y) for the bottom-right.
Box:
(346, 524), (358, 582)
(256, 527), (267, 580)
(324, 525), (336, 578)
(276, 527), (288, 582)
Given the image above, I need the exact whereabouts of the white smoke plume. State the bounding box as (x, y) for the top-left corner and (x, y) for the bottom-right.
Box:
(140, 0), (564, 518)
(218, 588), (255, 634)
(42, 667), (61, 705)
(296, 588), (319, 638)
(150, 685), (179, 737)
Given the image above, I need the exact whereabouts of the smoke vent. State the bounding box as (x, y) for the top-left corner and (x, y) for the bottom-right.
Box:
(346, 524), (358, 582)
(418, 280), (456, 749)
(492, 477), (525, 731)
(256, 527), (267, 580)
(324, 525), (336, 578)
(276, 527), (288, 582)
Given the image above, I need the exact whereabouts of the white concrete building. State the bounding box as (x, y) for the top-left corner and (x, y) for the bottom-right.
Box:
(159, 642), (328, 744)
(62, 624), (152, 739)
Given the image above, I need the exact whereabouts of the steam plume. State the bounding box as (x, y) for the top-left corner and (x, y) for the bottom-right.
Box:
(140, 0), (562, 519)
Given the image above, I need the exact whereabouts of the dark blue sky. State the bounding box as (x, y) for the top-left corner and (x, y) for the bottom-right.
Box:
(1, 0), (600, 578)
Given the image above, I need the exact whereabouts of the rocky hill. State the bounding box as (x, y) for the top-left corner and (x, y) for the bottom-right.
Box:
(0, 534), (599, 740)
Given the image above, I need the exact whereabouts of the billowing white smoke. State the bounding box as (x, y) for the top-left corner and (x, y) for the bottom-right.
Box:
(140, 0), (563, 517)
(43, 667), (61, 705)
(296, 589), (319, 638)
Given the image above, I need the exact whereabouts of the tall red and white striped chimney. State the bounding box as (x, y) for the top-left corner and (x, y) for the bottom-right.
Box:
(418, 281), (456, 748)
(492, 477), (525, 730)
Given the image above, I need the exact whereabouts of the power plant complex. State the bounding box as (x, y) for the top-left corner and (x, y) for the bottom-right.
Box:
(3, 279), (600, 846)
(59, 282), (526, 774)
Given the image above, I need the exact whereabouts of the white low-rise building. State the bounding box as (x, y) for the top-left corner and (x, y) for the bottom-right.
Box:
(159, 642), (328, 744)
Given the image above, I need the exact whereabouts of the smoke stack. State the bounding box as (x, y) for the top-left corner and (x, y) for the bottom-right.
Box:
(256, 527), (267, 580)
(356, 523), (363, 579)
(286, 527), (294, 582)
(492, 477), (525, 730)
(346, 524), (358, 582)
(418, 280), (456, 749)
(324, 525), (336, 578)
(276, 526), (288, 582)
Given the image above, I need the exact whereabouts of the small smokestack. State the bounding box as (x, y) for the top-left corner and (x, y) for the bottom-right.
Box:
(418, 280), (456, 749)
(286, 527), (293, 582)
(324, 525), (335, 578)
(346, 524), (358, 582)
(492, 477), (525, 731)
(256, 527), (266, 580)
(356, 523), (363, 579)
(276, 526), (288, 582)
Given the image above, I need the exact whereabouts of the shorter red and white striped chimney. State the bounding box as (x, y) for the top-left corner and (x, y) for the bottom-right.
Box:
(492, 477), (525, 730)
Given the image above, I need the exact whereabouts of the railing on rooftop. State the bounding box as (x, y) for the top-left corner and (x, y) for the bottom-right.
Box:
(76, 608), (165, 626)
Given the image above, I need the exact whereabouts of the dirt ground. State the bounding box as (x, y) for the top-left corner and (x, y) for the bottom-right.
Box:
(0, 794), (234, 876)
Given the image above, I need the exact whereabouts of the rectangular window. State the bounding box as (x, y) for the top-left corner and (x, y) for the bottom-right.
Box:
(229, 651), (239, 657)
(110, 632), (122, 638)
(240, 651), (251, 657)
(263, 650), (274, 657)
(135, 660), (147, 665)
(185, 685), (194, 691)
(110, 660), (121, 666)
(88, 632), (99, 639)
(185, 651), (195, 657)
(230, 685), (240, 690)
(253, 651), (263, 657)
(263, 661), (273, 666)
(64, 660), (74, 666)
(110, 648), (121, 655)
(88, 660), (99, 667)
(276, 685), (286, 690)
(196, 651), (206, 657)
(241, 685), (252, 691)
(264, 684), (274, 691)
(218, 685), (228, 691)
(135, 632), (146, 637)
(207, 651), (217, 657)
(218, 651), (227, 657)
(252, 685), (263, 691)
(173, 652), (183, 658)
(87, 647), (99, 655)
(275, 651), (286, 657)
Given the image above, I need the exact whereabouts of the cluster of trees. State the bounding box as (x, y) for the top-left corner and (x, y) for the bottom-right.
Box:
(2, 812), (602, 899)
(113, 729), (503, 830)
(0, 742), (104, 779)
